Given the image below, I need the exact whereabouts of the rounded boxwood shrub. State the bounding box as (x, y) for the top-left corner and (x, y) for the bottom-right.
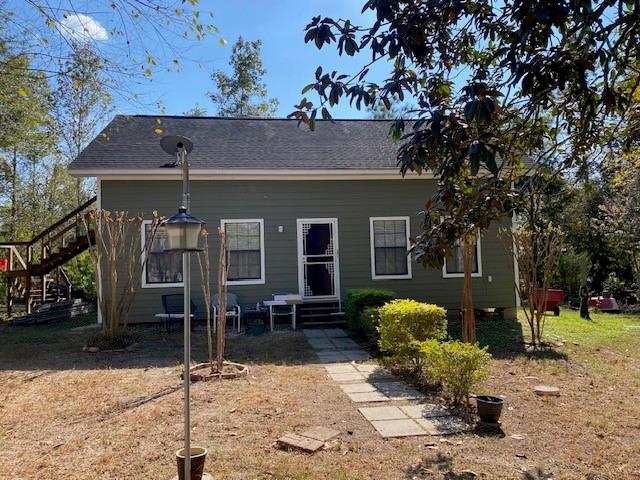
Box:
(360, 306), (381, 345)
(378, 299), (447, 359)
(345, 288), (394, 333)
(419, 339), (491, 404)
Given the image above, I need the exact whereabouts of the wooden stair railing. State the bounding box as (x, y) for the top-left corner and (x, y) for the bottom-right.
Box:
(0, 196), (97, 315)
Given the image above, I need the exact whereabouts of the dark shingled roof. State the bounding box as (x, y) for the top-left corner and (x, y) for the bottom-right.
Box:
(68, 115), (402, 171)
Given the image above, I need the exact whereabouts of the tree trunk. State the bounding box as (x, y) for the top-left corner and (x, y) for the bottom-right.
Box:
(9, 148), (17, 238)
(461, 240), (476, 343)
(216, 228), (228, 373)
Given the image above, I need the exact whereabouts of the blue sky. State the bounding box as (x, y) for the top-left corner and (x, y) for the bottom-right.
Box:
(129, 1), (390, 118)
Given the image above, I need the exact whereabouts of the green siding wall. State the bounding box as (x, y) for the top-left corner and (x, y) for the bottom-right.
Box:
(100, 179), (516, 323)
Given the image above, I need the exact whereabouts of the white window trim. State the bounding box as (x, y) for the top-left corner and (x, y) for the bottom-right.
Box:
(369, 216), (413, 280)
(141, 220), (184, 289)
(442, 235), (483, 278)
(221, 218), (266, 286)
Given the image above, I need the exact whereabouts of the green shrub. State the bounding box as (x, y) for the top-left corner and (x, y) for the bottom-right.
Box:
(360, 306), (381, 345)
(420, 339), (491, 404)
(344, 288), (394, 333)
(603, 272), (626, 298)
(378, 299), (447, 359)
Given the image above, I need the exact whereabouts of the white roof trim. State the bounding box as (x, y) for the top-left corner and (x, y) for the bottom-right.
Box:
(68, 168), (433, 180)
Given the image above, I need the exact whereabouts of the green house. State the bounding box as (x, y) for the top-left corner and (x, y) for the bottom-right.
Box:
(69, 115), (518, 325)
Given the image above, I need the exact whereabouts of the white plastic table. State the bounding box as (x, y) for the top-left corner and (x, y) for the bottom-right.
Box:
(263, 295), (303, 331)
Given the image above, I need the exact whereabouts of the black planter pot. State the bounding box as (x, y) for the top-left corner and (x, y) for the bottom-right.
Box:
(476, 395), (504, 423)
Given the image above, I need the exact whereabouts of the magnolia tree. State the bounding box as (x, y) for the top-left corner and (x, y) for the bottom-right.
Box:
(290, 0), (640, 342)
(87, 210), (160, 336)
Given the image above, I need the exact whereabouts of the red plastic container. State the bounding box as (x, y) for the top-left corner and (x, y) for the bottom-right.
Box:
(531, 288), (565, 316)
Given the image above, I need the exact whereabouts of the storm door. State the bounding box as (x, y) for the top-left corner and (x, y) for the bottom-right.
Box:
(296, 218), (340, 299)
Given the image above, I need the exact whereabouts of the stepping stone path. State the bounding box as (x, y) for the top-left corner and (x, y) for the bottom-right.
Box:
(304, 328), (471, 438)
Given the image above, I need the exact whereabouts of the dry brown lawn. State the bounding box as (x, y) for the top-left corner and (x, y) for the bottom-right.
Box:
(0, 314), (639, 480)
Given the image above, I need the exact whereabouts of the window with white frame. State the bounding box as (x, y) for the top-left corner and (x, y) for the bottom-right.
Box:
(443, 235), (482, 277)
(142, 221), (183, 288)
(221, 219), (265, 285)
(369, 217), (412, 279)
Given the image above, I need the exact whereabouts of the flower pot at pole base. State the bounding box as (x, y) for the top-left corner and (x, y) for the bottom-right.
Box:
(475, 395), (504, 423)
(175, 447), (207, 480)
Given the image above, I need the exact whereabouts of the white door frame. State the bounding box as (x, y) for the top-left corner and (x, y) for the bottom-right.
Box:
(296, 218), (340, 301)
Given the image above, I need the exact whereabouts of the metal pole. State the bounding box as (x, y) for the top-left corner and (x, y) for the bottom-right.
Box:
(180, 147), (191, 480)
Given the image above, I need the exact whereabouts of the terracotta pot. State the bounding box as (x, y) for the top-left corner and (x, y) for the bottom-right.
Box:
(176, 446), (207, 480)
(476, 395), (504, 423)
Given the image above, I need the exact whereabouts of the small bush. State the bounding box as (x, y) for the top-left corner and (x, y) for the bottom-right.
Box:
(360, 306), (381, 345)
(378, 299), (447, 359)
(345, 288), (394, 333)
(420, 339), (491, 404)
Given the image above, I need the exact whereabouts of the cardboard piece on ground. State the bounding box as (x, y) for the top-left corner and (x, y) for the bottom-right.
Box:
(277, 433), (324, 453)
(300, 426), (340, 442)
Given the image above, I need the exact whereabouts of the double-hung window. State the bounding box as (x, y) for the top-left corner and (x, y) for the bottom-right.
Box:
(442, 235), (482, 278)
(369, 217), (412, 280)
(141, 221), (183, 288)
(221, 219), (265, 285)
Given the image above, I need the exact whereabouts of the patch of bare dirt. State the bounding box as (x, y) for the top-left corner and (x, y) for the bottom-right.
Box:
(0, 321), (638, 479)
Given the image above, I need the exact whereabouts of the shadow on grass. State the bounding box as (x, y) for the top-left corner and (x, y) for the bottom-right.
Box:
(447, 315), (568, 361)
(0, 314), (318, 372)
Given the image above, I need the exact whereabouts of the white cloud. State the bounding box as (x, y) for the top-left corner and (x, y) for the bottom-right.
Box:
(60, 14), (108, 42)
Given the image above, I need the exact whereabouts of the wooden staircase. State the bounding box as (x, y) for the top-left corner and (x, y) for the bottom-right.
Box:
(1, 197), (97, 315)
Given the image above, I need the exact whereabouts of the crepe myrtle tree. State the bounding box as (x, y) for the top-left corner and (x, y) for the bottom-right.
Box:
(290, 0), (640, 338)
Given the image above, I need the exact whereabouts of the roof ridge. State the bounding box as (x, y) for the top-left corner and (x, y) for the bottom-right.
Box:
(116, 114), (397, 122)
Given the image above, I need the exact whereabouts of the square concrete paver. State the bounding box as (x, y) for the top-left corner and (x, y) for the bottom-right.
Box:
(354, 363), (382, 373)
(316, 351), (349, 363)
(415, 416), (472, 435)
(303, 329), (327, 339)
(370, 419), (427, 438)
(329, 371), (365, 383)
(324, 364), (358, 374)
(360, 370), (398, 382)
(323, 328), (349, 338)
(358, 406), (408, 421)
(342, 350), (371, 361)
(346, 391), (390, 403)
(374, 382), (424, 400)
(330, 337), (360, 349)
(307, 337), (335, 350)
(400, 404), (450, 419)
(340, 383), (378, 394)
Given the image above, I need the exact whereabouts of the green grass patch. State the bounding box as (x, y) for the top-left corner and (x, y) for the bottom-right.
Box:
(523, 308), (640, 355)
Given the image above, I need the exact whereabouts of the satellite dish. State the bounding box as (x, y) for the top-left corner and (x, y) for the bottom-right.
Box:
(160, 135), (194, 155)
